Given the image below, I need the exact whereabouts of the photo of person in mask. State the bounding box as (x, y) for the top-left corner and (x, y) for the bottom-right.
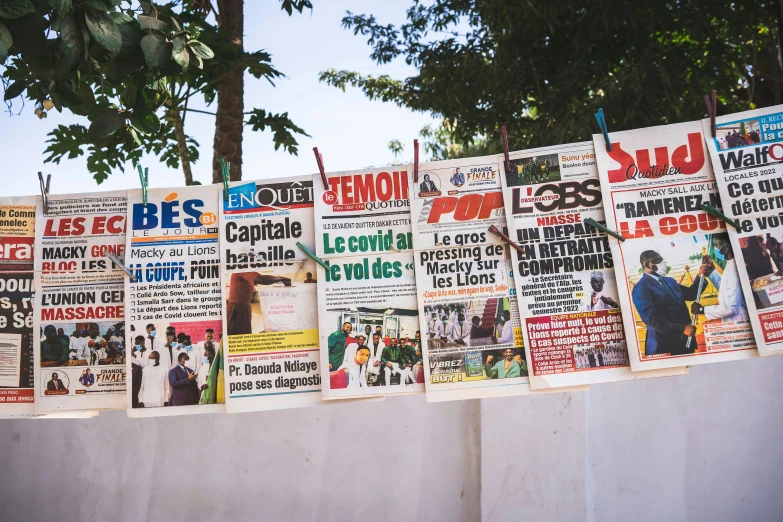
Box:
(138, 350), (169, 408)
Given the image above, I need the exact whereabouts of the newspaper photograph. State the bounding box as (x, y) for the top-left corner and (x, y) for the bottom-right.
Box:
(33, 192), (127, 412)
(220, 177), (322, 413)
(0, 196), (36, 414)
(594, 121), (757, 370)
(702, 105), (783, 355)
(501, 143), (687, 388)
(313, 167), (413, 258)
(317, 251), (423, 398)
(125, 185), (224, 417)
(409, 156), (505, 250)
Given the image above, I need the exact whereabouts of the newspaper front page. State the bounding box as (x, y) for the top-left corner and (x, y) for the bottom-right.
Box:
(594, 121), (757, 370)
(701, 106), (783, 355)
(501, 143), (687, 388)
(125, 185), (225, 417)
(33, 191), (127, 412)
(220, 177), (323, 413)
(0, 196), (36, 414)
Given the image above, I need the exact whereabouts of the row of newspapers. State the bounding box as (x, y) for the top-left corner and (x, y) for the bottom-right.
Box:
(1, 106), (782, 417)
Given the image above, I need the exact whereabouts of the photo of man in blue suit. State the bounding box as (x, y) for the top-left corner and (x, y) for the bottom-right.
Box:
(632, 250), (709, 357)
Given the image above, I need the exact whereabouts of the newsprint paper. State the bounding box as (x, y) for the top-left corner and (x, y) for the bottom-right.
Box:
(594, 121), (757, 371)
(220, 177), (323, 413)
(34, 191), (127, 412)
(125, 185), (225, 417)
(702, 105), (783, 355)
(501, 142), (687, 388)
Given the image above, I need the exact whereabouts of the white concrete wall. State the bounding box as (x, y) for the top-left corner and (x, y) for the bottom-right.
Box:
(1, 357), (782, 522)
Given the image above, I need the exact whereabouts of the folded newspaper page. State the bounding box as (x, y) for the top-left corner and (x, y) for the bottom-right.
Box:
(220, 177), (323, 413)
(594, 121), (757, 370)
(0, 196), (36, 414)
(125, 185), (225, 417)
(701, 105), (783, 355)
(33, 191), (128, 412)
(317, 250), (424, 398)
(501, 143), (687, 388)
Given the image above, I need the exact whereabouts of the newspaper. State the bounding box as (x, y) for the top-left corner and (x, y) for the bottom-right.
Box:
(125, 185), (225, 417)
(317, 251), (424, 398)
(220, 177), (323, 413)
(410, 156), (505, 249)
(593, 121), (757, 370)
(313, 167), (413, 258)
(33, 191), (127, 412)
(701, 105), (783, 355)
(0, 196), (36, 414)
(501, 143), (687, 388)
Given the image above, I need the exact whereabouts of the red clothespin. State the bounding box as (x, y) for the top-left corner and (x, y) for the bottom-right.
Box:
(413, 139), (419, 183)
(313, 147), (328, 190)
(501, 126), (511, 172)
(703, 90), (717, 138)
(488, 225), (527, 257)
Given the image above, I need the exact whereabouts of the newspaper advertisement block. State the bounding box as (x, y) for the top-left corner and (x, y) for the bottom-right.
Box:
(501, 143), (687, 387)
(125, 185), (224, 417)
(594, 122), (757, 370)
(702, 105), (783, 355)
(220, 177), (323, 413)
(317, 251), (424, 398)
(33, 191), (127, 412)
(0, 196), (36, 414)
(410, 156), (505, 250)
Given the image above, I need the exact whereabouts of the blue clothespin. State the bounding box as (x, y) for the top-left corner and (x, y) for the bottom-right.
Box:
(220, 158), (230, 201)
(595, 108), (612, 151)
(136, 164), (149, 207)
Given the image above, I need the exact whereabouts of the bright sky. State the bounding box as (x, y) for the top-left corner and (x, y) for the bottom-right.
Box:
(0, 1), (432, 197)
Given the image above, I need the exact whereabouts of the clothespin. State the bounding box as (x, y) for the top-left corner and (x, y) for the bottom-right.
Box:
(584, 217), (625, 242)
(220, 158), (230, 201)
(106, 252), (137, 282)
(488, 225), (527, 257)
(296, 241), (329, 270)
(313, 147), (329, 190)
(595, 108), (612, 151)
(703, 90), (717, 138)
(413, 139), (419, 183)
(700, 203), (740, 230)
(37, 172), (51, 215)
(500, 126), (511, 172)
(136, 164), (149, 207)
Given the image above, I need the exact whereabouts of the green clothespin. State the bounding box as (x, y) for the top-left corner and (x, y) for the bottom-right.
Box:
(296, 242), (329, 270)
(136, 164), (149, 207)
(220, 158), (230, 201)
(584, 217), (625, 242)
(701, 203), (741, 230)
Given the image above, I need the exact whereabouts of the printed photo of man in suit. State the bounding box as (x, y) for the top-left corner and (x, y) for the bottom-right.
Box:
(46, 372), (67, 392)
(419, 173), (437, 194)
(168, 352), (200, 406)
(632, 250), (709, 357)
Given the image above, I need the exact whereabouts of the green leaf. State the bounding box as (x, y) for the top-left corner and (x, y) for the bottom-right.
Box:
(129, 110), (160, 134)
(188, 40), (213, 60)
(0, 0), (35, 19)
(171, 34), (188, 71)
(3, 13), (48, 56)
(46, 0), (71, 13)
(81, 0), (113, 11)
(0, 42), (7, 62)
(87, 109), (125, 141)
(129, 126), (141, 146)
(188, 48), (202, 69)
(0, 21), (13, 49)
(140, 33), (172, 68)
(84, 9), (121, 54)
(137, 15), (168, 32)
(3, 81), (25, 100)
(56, 13), (83, 74)
(108, 12), (134, 25)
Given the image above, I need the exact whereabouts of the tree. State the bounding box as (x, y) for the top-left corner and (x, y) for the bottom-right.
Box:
(320, 1), (783, 157)
(0, 0), (309, 185)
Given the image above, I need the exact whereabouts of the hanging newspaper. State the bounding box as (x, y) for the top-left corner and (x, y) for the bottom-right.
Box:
(313, 167), (413, 258)
(410, 156), (505, 249)
(33, 191), (127, 412)
(220, 177), (323, 413)
(501, 143), (687, 388)
(125, 185), (224, 417)
(593, 121), (757, 371)
(317, 251), (424, 398)
(0, 196), (36, 414)
(701, 105), (783, 355)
